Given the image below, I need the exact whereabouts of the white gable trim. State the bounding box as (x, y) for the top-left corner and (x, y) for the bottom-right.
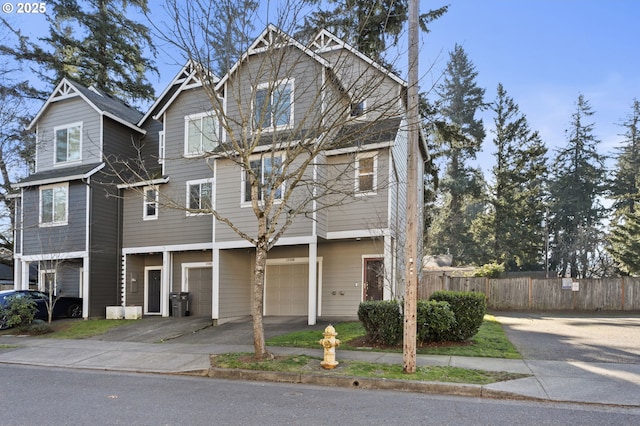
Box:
(310, 29), (406, 87)
(27, 78), (146, 134)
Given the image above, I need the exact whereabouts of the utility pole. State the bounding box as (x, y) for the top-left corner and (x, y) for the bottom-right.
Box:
(403, 0), (419, 374)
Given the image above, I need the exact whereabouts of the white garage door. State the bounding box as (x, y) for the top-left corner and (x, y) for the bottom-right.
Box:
(265, 263), (308, 316)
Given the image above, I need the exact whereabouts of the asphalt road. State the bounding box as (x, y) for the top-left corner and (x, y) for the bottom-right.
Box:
(492, 311), (640, 363)
(2, 364), (639, 425)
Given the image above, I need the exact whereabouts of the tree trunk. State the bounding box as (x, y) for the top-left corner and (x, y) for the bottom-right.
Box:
(252, 241), (271, 359)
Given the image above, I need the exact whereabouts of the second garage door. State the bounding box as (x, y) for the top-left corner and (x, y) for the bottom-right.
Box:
(265, 263), (308, 316)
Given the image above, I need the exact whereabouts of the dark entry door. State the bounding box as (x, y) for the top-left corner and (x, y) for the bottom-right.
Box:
(363, 259), (384, 301)
(147, 269), (161, 314)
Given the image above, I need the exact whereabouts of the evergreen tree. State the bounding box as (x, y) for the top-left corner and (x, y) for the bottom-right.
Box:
(609, 99), (640, 218)
(548, 94), (607, 278)
(0, 0), (157, 104)
(426, 44), (486, 265)
(297, 0), (448, 64)
(607, 210), (640, 275)
(471, 84), (548, 270)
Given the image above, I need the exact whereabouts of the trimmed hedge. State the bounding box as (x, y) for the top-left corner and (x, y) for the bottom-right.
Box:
(428, 290), (486, 341)
(416, 300), (456, 344)
(357, 300), (403, 345)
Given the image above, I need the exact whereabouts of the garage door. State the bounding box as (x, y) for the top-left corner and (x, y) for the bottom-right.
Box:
(265, 263), (308, 316)
(186, 267), (212, 317)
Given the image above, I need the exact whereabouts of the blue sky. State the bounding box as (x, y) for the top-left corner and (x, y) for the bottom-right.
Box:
(421, 0), (640, 169)
(5, 0), (639, 173)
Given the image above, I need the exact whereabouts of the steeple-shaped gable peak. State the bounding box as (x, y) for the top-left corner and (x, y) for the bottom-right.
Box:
(248, 24), (295, 53)
(50, 79), (81, 101)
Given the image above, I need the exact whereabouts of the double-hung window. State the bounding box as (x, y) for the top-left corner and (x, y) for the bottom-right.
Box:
(253, 80), (293, 130)
(187, 179), (213, 215)
(40, 183), (68, 226)
(355, 153), (377, 195)
(185, 112), (218, 156)
(143, 186), (158, 220)
(54, 122), (82, 164)
(243, 155), (284, 204)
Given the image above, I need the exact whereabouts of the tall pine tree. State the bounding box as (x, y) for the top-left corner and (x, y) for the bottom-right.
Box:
(548, 94), (607, 278)
(609, 99), (640, 217)
(0, 0), (157, 104)
(426, 44), (486, 265)
(471, 84), (548, 270)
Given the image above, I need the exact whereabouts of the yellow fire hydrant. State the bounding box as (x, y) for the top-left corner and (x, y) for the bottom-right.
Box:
(319, 324), (341, 369)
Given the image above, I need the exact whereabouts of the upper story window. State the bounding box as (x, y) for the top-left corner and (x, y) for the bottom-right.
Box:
(242, 155), (284, 205)
(355, 152), (377, 195)
(143, 186), (158, 220)
(254, 80), (294, 130)
(40, 183), (68, 226)
(158, 130), (165, 165)
(350, 101), (366, 118)
(187, 179), (213, 215)
(54, 122), (82, 164)
(185, 112), (218, 156)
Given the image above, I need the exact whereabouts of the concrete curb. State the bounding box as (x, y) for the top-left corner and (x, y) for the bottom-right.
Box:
(205, 367), (543, 401)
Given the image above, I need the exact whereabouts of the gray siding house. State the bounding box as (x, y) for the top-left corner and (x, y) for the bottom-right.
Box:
(14, 27), (426, 324)
(118, 27), (427, 325)
(13, 79), (145, 317)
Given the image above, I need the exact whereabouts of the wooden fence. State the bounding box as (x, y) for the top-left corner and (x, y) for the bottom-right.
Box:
(419, 274), (640, 311)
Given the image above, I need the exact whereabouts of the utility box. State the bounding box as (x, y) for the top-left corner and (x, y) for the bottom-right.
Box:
(169, 292), (189, 317)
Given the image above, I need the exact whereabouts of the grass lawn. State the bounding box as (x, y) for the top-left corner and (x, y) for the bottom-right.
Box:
(210, 352), (527, 385)
(0, 319), (138, 339)
(266, 314), (521, 359)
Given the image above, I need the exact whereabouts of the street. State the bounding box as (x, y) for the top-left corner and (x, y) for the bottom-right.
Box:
(2, 365), (638, 425)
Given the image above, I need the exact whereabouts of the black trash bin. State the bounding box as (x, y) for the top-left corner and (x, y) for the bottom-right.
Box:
(169, 292), (189, 317)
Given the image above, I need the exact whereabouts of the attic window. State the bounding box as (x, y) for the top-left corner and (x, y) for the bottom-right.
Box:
(350, 101), (366, 118)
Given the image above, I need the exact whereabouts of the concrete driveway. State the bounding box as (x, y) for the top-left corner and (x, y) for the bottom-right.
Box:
(493, 311), (640, 364)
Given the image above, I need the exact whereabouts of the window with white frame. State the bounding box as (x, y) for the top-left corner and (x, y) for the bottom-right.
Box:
(185, 112), (218, 156)
(355, 153), (377, 195)
(40, 183), (68, 226)
(243, 155), (284, 204)
(350, 100), (366, 118)
(158, 130), (165, 165)
(143, 186), (158, 220)
(253, 80), (294, 130)
(54, 122), (82, 163)
(40, 270), (57, 295)
(187, 179), (213, 214)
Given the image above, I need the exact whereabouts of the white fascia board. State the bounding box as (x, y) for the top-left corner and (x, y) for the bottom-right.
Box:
(117, 176), (170, 189)
(21, 251), (88, 262)
(122, 242), (213, 255)
(326, 229), (389, 240)
(12, 163), (105, 189)
(325, 140), (394, 156)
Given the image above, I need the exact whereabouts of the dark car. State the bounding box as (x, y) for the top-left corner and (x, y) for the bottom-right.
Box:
(0, 290), (82, 329)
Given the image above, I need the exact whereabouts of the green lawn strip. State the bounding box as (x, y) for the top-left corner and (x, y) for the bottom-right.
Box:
(40, 319), (138, 339)
(210, 352), (528, 385)
(266, 315), (521, 359)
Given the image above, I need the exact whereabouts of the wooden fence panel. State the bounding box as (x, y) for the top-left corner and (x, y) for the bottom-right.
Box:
(418, 273), (640, 311)
(489, 278), (529, 309)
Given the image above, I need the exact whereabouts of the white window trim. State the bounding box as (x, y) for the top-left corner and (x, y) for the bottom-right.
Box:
(143, 186), (159, 221)
(184, 111), (219, 157)
(350, 100), (367, 119)
(39, 269), (57, 295)
(186, 178), (214, 216)
(158, 130), (165, 165)
(53, 122), (83, 165)
(253, 79), (294, 132)
(241, 154), (285, 207)
(355, 152), (378, 196)
(39, 182), (69, 227)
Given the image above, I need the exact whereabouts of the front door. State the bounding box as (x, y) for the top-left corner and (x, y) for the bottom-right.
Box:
(146, 268), (161, 314)
(363, 259), (384, 301)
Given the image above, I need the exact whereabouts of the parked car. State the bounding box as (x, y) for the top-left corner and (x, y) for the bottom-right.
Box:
(0, 290), (82, 329)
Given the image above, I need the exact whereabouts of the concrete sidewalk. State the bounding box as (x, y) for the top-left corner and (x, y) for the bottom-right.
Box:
(1, 331), (639, 406)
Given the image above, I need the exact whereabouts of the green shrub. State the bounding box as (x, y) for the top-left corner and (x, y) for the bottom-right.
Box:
(357, 300), (402, 346)
(26, 320), (53, 335)
(428, 291), (486, 341)
(416, 300), (456, 344)
(471, 262), (505, 278)
(0, 295), (37, 330)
